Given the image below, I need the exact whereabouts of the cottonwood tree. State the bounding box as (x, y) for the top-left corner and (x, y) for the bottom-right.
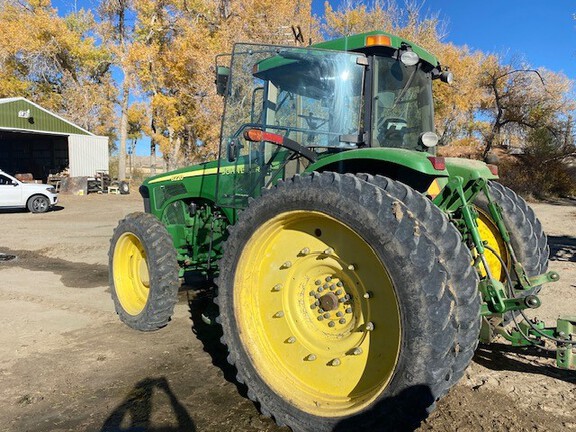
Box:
(479, 58), (574, 157)
(0, 0), (115, 138)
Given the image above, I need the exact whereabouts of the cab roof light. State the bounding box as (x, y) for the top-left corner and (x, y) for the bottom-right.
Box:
(427, 156), (446, 171)
(365, 35), (392, 47)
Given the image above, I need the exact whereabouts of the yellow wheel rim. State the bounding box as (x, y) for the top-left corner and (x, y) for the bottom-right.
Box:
(476, 208), (510, 281)
(234, 211), (401, 417)
(113, 232), (150, 315)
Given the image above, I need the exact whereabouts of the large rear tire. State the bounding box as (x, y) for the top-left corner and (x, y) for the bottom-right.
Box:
(356, 174), (481, 391)
(474, 181), (549, 294)
(109, 212), (180, 331)
(216, 172), (479, 431)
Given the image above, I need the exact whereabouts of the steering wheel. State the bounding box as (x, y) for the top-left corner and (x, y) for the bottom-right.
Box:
(377, 117), (408, 147)
(298, 113), (328, 130)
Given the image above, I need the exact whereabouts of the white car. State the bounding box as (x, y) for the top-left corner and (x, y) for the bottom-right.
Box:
(0, 169), (58, 213)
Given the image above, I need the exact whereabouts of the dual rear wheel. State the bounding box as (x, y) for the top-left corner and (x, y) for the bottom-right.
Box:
(216, 172), (480, 431)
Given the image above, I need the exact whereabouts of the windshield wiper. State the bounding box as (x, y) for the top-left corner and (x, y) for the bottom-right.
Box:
(392, 65), (418, 108)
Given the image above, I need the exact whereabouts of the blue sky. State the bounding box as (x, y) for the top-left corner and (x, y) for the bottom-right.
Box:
(52, 0), (575, 156)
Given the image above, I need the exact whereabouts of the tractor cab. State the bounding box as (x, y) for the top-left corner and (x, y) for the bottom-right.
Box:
(215, 32), (452, 208)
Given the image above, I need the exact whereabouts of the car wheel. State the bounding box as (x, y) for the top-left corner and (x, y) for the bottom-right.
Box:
(27, 195), (50, 213)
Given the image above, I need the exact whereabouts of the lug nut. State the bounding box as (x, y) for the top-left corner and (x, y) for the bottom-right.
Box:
(324, 248), (334, 255)
(336, 311), (343, 318)
(330, 358), (341, 366)
(348, 264), (356, 271)
(315, 280), (321, 285)
(335, 289), (343, 295)
(363, 292), (372, 299)
(282, 261), (292, 269)
(317, 316), (324, 321)
(318, 308), (324, 313)
(318, 286), (324, 292)
(309, 291), (316, 296)
(286, 336), (296, 344)
(323, 313), (331, 319)
(272, 284), (282, 292)
(329, 284), (336, 291)
(326, 276), (332, 282)
(300, 247), (310, 255)
(306, 354), (317, 361)
(352, 347), (363, 356)
(328, 321), (335, 327)
(337, 281), (343, 287)
(339, 318), (346, 324)
(274, 311), (285, 318)
(345, 307), (352, 314)
(344, 294), (351, 301)
(365, 322), (375, 331)
(310, 303), (317, 309)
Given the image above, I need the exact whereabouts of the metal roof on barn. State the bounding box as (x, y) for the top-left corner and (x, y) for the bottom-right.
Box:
(0, 97), (92, 136)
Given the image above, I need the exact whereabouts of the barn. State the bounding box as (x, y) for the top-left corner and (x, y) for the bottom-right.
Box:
(0, 97), (109, 181)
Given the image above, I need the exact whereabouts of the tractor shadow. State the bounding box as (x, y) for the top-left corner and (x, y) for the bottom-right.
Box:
(180, 272), (248, 398)
(100, 376), (196, 432)
(473, 343), (576, 384)
(548, 235), (576, 263)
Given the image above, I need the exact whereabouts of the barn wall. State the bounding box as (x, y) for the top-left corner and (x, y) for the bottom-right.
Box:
(68, 135), (109, 177)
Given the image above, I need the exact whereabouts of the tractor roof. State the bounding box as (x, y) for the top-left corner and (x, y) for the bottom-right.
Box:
(311, 30), (439, 67)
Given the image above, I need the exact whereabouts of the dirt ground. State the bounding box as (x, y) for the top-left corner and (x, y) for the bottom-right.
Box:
(0, 193), (574, 432)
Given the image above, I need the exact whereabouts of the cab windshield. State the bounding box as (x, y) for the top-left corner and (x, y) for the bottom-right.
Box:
(371, 56), (434, 151)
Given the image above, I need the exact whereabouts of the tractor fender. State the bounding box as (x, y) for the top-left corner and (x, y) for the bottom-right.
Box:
(306, 148), (448, 193)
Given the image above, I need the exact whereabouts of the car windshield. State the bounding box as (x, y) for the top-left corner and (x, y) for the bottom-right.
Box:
(371, 56), (434, 151)
(220, 44), (366, 151)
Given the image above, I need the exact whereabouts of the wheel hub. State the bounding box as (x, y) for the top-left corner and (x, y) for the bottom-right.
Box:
(318, 292), (339, 311)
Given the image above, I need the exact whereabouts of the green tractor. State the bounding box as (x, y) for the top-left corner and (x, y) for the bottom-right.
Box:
(109, 31), (575, 431)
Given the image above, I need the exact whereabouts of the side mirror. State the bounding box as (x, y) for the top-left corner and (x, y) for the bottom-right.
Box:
(12, 181), (18, 187)
(227, 138), (240, 162)
(215, 66), (230, 96)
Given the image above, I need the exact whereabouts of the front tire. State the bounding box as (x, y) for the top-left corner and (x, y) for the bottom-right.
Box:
(27, 195), (50, 213)
(109, 212), (180, 331)
(216, 172), (476, 431)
